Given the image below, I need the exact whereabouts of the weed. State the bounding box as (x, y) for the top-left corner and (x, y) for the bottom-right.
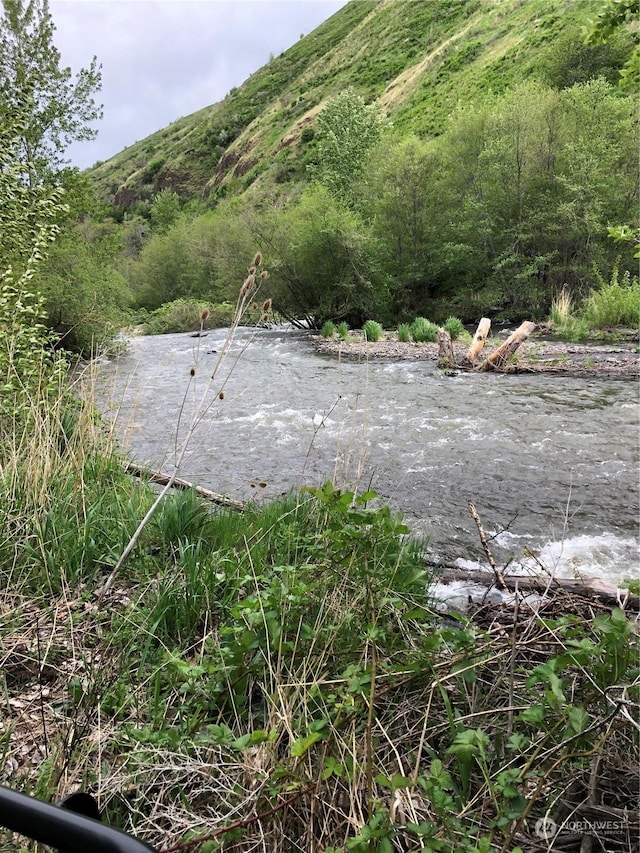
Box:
(443, 316), (464, 340)
(397, 322), (411, 342)
(336, 320), (349, 340)
(410, 316), (438, 343)
(363, 319), (383, 342)
(321, 319), (336, 338)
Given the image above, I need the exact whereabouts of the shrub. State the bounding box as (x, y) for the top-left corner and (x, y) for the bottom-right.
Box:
(144, 300), (235, 335)
(321, 320), (336, 338)
(443, 316), (465, 340)
(583, 267), (639, 329)
(410, 316), (438, 343)
(336, 321), (349, 340)
(397, 323), (411, 342)
(363, 319), (383, 342)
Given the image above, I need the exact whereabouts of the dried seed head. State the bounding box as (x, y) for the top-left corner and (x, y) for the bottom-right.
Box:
(241, 273), (256, 297)
(253, 252), (263, 267)
(260, 270), (269, 279)
(190, 367), (196, 377)
(258, 481), (267, 488)
(201, 308), (210, 321)
(248, 266), (257, 275)
(218, 391), (224, 400)
(251, 302), (258, 310)
(262, 298), (272, 312)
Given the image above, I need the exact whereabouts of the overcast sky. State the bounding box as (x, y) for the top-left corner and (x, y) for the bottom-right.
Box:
(49, 0), (349, 170)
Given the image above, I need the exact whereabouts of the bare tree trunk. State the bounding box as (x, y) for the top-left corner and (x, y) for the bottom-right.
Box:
(478, 321), (536, 371)
(437, 328), (456, 368)
(465, 318), (491, 364)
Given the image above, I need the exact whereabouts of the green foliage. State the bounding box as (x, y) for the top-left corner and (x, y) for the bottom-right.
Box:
(310, 87), (388, 206)
(411, 317), (438, 343)
(549, 259), (639, 336)
(397, 322), (411, 342)
(0, 0), (102, 182)
(245, 184), (388, 327)
(149, 189), (181, 234)
(583, 0), (640, 89)
(142, 299), (235, 335)
(32, 224), (132, 354)
(129, 214), (220, 309)
(321, 319), (336, 338)
(584, 261), (640, 328)
(336, 320), (349, 340)
(542, 26), (634, 89)
(443, 316), (464, 340)
(363, 319), (383, 342)
(0, 110), (68, 426)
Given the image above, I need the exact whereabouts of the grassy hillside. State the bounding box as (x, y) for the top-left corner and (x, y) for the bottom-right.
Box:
(88, 0), (626, 208)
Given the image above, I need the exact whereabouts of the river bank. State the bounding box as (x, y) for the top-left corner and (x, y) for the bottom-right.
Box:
(309, 332), (640, 379)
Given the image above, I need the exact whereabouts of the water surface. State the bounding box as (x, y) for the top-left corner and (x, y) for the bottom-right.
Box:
(96, 328), (639, 585)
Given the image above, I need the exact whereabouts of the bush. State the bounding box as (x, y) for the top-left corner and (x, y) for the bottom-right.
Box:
(363, 319), (383, 342)
(583, 267), (639, 329)
(410, 316), (438, 343)
(336, 321), (349, 340)
(397, 323), (411, 343)
(443, 316), (465, 340)
(321, 320), (336, 338)
(144, 300), (235, 335)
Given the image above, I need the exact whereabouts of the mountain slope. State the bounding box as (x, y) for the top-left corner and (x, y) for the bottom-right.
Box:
(87, 0), (627, 208)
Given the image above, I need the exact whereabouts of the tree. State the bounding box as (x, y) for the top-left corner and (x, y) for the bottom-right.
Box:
(149, 190), (182, 234)
(0, 106), (67, 424)
(309, 88), (388, 207)
(0, 0), (102, 184)
(583, 0), (640, 89)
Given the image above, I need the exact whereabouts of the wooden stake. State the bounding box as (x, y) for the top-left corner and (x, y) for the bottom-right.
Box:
(478, 321), (536, 371)
(465, 318), (491, 364)
(437, 327), (456, 368)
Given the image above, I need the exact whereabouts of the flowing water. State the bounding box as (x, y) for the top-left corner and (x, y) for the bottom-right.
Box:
(95, 328), (639, 589)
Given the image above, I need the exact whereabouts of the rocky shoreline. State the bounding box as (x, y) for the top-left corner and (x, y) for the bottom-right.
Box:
(308, 333), (640, 379)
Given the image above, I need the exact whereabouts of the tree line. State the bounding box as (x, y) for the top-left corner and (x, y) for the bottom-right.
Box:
(2, 0), (637, 354)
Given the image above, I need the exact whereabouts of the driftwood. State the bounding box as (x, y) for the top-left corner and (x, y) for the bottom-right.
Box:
(478, 321), (537, 371)
(437, 328), (455, 368)
(430, 562), (639, 611)
(465, 318), (491, 364)
(125, 462), (244, 511)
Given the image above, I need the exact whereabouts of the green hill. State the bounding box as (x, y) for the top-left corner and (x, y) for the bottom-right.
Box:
(88, 0), (632, 209)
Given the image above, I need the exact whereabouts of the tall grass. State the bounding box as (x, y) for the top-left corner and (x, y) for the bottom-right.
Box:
(549, 263), (640, 338)
(584, 267), (640, 328)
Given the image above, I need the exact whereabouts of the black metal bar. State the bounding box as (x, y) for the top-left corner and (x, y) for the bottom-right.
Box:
(0, 786), (158, 853)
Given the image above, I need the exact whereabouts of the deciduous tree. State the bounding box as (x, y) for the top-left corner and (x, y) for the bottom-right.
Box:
(0, 0), (102, 184)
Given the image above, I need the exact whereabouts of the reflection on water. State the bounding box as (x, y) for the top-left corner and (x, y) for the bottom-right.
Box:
(95, 328), (640, 584)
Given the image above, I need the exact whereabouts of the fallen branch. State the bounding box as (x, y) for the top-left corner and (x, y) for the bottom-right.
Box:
(125, 462), (244, 512)
(467, 500), (507, 590)
(430, 563), (639, 611)
(478, 321), (537, 371)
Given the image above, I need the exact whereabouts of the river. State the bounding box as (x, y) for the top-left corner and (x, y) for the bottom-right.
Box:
(95, 327), (639, 589)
